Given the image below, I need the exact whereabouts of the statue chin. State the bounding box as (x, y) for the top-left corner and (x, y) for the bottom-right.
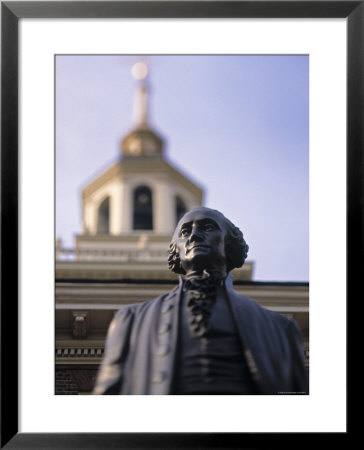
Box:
(182, 255), (227, 277)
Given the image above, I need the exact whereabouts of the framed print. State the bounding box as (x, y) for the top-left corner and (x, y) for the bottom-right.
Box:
(2, 0), (359, 447)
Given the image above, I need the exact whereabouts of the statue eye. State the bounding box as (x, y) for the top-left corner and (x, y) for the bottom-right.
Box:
(204, 223), (216, 231)
(180, 228), (190, 237)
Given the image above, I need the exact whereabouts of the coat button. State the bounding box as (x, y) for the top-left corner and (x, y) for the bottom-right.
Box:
(152, 371), (167, 383)
(161, 303), (173, 314)
(156, 344), (170, 356)
(158, 323), (171, 334)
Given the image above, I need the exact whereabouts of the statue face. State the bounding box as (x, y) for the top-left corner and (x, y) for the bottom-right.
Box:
(174, 208), (228, 275)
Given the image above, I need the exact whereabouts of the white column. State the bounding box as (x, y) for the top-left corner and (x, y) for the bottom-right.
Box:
(121, 182), (132, 232)
(110, 181), (123, 235)
(154, 181), (174, 233)
(84, 200), (97, 234)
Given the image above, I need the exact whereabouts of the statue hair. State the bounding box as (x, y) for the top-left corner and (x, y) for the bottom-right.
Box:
(167, 208), (249, 274)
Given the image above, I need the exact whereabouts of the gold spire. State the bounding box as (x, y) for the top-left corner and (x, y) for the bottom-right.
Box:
(132, 62), (149, 126)
(121, 61), (164, 158)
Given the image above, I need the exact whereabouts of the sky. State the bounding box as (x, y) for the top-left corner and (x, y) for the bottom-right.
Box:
(56, 55), (308, 282)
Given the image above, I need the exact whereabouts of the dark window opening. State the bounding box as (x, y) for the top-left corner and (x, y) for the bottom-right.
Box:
(176, 196), (187, 225)
(97, 197), (110, 234)
(133, 186), (153, 230)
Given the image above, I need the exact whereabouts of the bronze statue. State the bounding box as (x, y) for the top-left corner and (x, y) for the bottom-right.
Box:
(94, 207), (308, 395)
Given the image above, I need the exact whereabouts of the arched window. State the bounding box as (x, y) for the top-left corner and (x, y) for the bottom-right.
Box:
(133, 186), (153, 230)
(97, 197), (110, 234)
(176, 196), (187, 225)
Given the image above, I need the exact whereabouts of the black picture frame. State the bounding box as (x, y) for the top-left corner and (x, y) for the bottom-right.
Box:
(1, 1), (358, 448)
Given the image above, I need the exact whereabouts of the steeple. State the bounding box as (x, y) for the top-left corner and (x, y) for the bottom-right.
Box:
(133, 84), (148, 126)
(132, 61), (149, 126)
(122, 62), (164, 158)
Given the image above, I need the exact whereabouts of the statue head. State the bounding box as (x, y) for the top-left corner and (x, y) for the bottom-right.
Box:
(168, 207), (249, 275)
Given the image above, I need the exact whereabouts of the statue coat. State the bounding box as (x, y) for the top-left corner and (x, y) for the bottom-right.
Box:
(94, 275), (308, 395)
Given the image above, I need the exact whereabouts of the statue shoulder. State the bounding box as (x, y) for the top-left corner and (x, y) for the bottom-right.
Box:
(113, 288), (178, 321)
(240, 294), (302, 339)
(230, 289), (298, 328)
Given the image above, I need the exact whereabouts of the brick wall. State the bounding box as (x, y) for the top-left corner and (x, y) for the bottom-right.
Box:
(55, 366), (98, 395)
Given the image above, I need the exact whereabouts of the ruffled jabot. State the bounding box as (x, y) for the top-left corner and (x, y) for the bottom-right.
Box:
(182, 270), (226, 337)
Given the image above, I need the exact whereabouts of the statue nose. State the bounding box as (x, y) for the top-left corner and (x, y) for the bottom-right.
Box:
(190, 229), (203, 242)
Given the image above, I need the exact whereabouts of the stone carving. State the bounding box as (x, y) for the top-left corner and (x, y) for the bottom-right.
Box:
(72, 312), (88, 339)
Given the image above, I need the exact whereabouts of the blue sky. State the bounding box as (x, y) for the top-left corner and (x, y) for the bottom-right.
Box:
(56, 55), (308, 282)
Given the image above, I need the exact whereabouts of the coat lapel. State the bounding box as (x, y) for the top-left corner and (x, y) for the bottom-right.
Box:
(148, 281), (182, 394)
(224, 275), (277, 394)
